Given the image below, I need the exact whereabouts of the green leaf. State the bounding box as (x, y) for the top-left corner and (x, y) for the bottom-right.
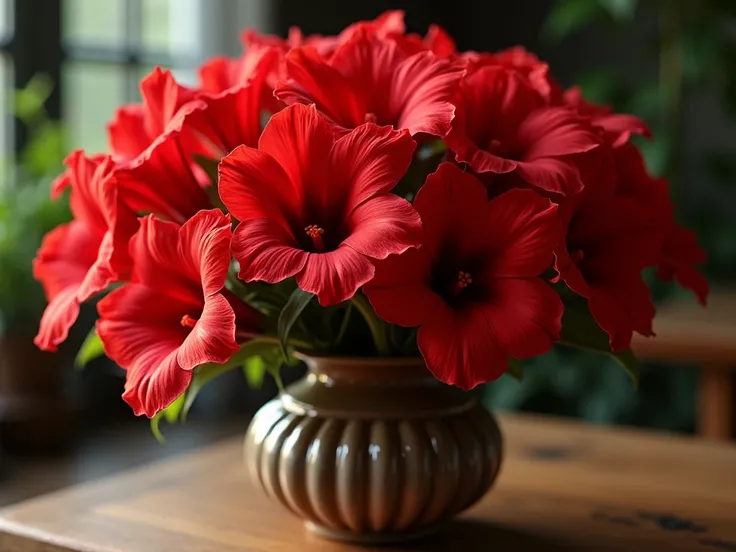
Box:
(150, 393), (186, 443)
(244, 356), (266, 388)
(542, 0), (603, 42)
(277, 287), (314, 359)
(507, 358), (524, 381)
(182, 339), (279, 419)
(75, 330), (106, 369)
(597, 0), (637, 21)
(559, 300), (639, 388)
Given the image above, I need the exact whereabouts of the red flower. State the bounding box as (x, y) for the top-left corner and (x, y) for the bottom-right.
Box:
(219, 104), (421, 306)
(464, 47), (561, 103)
(556, 146), (662, 351)
(365, 163), (563, 389)
(564, 86), (651, 148)
(97, 210), (260, 418)
(34, 151), (138, 351)
(613, 145), (708, 305)
(107, 68), (198, 163)
(446, 65), (600, 197)
(274, 27), (466, 137)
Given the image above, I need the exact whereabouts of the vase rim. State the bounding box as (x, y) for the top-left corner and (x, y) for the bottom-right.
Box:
(293, 351), (425, 368)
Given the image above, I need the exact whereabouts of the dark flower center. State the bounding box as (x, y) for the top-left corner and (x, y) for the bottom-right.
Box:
(304, 224), (326, 252)
(450, 270), (473, 297)
(180, 314), (198, 328)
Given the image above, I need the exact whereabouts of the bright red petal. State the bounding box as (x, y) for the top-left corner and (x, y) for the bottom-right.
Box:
(177, 209), (232, 297)
(342, 194), (422, 260)
(231, 219), (307, 283)
(34, 287), (80, 352)
(218, 145), (300, 231)
(425, 25), (456, 58)
(107, 105), (150, 162)
(390, 51), (465, 137)
(140, 67), (198, 139)
(418, 303), (508, 390)
(296, 246), (375, 306)
(330, 123), (415, 209)
(364, 248), (443, 327)
(177, 293), (238, 370)
(276, 47), (365, 128)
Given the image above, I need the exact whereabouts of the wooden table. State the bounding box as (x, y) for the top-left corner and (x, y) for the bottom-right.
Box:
(632, 291), (736, 440)
(1, 414), (735, 552)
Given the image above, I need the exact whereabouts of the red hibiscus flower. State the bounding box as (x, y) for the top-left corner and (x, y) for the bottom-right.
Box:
(219, 104), (421, 306)
(464, 47), (561, 104)
(107, 67), (198, 163)
(556, 146), (663, 351)
(274, 27), (466, 137)
(446, 65), (600, 197)
(114, 107), (212, 224)
(364, 163), (563, 389)
(97, 210), (260, 418)
(34, 151), (138, 351)
(564, 86), (651, 148)
(612, 145), (708, 305)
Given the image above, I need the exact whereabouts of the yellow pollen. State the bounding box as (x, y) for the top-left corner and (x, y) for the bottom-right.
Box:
(180, 314), (198, 328)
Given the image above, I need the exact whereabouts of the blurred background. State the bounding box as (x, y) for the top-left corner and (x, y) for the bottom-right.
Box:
(1, 0), (734, 506)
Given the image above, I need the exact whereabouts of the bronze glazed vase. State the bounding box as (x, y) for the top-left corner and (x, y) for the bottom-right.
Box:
(244, 354), (503, 544)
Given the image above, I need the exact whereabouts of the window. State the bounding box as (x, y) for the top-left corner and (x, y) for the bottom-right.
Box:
(1, 0), (270, 157)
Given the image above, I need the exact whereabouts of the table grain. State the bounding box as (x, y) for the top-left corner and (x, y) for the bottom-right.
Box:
(1, 414), (735, 551)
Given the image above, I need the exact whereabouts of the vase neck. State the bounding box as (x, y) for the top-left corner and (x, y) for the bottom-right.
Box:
(298, 355), (435, 386)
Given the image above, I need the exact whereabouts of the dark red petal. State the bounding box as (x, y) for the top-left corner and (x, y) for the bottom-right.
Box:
(231, 219), (307, 283)
(342, 194), (422, 260)
(413, 163), (489, 261)
(330, 123), (415, 209)
(364, 248), (442, 327)
(390, 52), (465, 137)
(417, 302), (508, 390)
(177, 293), (239, 370)
(518, 108), (600, 159)
(425, 25), (456, 58)
(295, 246), (375, 306)
(482, 188), (561, 278)
(275, 47), (365, 128)
(479, 278), (563, 359)
(218, 145), (300, 232)
(514, 157), (584, 197)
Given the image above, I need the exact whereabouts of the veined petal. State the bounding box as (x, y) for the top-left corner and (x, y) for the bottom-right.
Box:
(296, 246), (375, 306)
(231, 219), (307, 283)
(107, 105), (150, 162)
(140, 67), (198, 139)
(177, 209), (232, 297)
(34, 287), (80, 352)
(515, 156), (584, 197)
(342, 194), (422, 260)
(177, 293), (239, 370)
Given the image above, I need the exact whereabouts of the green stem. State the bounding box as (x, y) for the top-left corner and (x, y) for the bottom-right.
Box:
(351, 292), (390, 356)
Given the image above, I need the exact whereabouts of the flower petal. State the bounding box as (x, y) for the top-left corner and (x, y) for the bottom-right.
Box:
(296, 246), (375, 306)
(418, 302), (508, 390)
(514, 156), (584, 197)
(342, 194), (422, 260)
(231, 219), (308, 283)
(330, 123), (415, 209)
(107, 105), (150, 162)
(482, 188), (561, 278)
(34, 287), (80, 352)
(518, 107), (600, 160)
(390, 51), (465, 137)
(276, 47), (365, 128)
(364, 248), (443, 327)
(218, 145), (300, 232)
(140, 67), (198, 139)
(177, 209), (232, 297)
(177, 293), (239, 370)
(477, 278), (563, 359)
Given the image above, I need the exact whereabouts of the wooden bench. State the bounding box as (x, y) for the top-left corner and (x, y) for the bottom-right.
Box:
(632, 291), (736, 441)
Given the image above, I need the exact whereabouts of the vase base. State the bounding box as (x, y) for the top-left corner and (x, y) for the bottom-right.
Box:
(305, 521), (441, 545)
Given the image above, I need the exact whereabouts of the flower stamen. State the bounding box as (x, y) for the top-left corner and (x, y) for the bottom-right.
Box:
(450, 270), (473, 297)
(305, 224), (326, 252)
(180, 314), (198, 329)
(364, 112), (378, 124)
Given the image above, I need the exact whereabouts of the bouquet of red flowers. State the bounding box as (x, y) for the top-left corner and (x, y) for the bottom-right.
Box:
(34, 11), (707, 421)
